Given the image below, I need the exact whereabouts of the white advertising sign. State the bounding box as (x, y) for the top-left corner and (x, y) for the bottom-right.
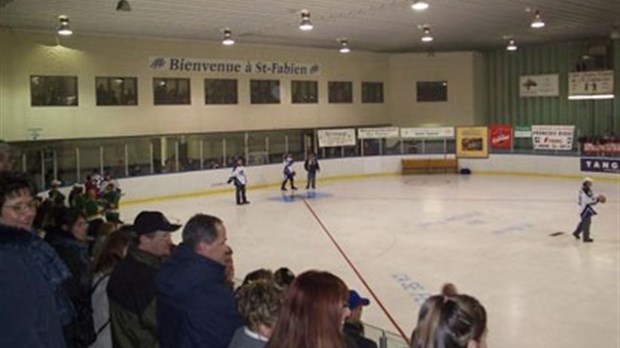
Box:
(519, 74), (560, 97)
(358, 127), (400, 139)
(531, 125), (575, 151)
(149, 57), (320, 75)
(400, 127), (455, 139)
(318, 129), (357, 148)
(568, 70), (614, 96)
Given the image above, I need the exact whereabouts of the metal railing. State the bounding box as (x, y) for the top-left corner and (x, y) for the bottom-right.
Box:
(365, 322), (409, 348)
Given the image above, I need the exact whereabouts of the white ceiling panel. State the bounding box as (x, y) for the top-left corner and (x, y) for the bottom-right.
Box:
(1, 0), (618, 52)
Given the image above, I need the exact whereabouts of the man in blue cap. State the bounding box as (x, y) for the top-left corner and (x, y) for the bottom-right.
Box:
(344, 289), (378, 348)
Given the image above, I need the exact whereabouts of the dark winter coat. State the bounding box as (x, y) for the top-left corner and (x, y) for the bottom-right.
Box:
(46, 228), (96, 347)
(107, 246), (162, 348)
(344, 321), (378, 348)
(157, 244), (243, 348)
(0, 224), (67, 348)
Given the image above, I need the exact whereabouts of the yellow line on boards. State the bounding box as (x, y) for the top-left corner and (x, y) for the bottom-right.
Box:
(474, 171), (619, 182)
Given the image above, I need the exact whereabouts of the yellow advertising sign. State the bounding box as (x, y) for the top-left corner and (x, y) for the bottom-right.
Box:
(456, 126), (489, 158)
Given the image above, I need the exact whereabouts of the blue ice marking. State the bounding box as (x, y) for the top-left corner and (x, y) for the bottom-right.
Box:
(493, 223), (534, 234)
(266, 191), (333, 203)
(417, 212), (483, 229)
(392, 274), (431, 305)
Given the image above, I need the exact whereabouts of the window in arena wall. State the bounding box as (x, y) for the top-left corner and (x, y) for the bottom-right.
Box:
(361, 82), (384, 103)
(328, 81), (353, 103)
(30, 75), (78, 106)
(153, 78), (191, 105)
(96, 77), (138, 106)
(416, 81), (448, 102)
(204, 79), (238, 105)
(291, 80), (318, 104)
(250, 79), (280, 104)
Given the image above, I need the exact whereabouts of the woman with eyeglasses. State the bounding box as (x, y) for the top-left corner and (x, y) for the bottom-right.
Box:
(265, 270), (357, 348)
(0, 171), (73, 347)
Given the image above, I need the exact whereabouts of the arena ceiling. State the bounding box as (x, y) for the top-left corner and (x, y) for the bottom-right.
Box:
(1, 0), (619, 52)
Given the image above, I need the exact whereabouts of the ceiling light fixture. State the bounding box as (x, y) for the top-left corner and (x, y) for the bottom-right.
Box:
(299, 10), (313, 31)
(116, 0), (131, 12)
(222, 29), (235, 46)
(339, 38), (350, 53)
(531, 10), (545, 29)
(57, 15), (72, 36)
(421, 27), (433, 42)
(411, 0), (429, 11)
(506, 39), (517, 51)
(568, 94), (614, 100)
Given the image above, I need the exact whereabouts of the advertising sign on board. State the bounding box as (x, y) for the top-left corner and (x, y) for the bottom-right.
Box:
(456, 127), (489, 158)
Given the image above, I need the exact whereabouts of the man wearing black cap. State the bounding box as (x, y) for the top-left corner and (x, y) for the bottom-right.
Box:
(344, 290), (378, 348)
(107, 211), (180, 348)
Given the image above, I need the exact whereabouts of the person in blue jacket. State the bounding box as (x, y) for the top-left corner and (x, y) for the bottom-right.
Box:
(157, 214), (243, 348)
(0, 171), (69, 348)
(0, 224), (68, 348)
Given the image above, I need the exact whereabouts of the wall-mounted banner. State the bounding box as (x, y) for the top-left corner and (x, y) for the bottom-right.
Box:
(318, 129), (357, 148)
(456, 126), (489, 158)
(531, 125), (574, 150)
(582, 141), (620, 155)
(580, 157), (619, 174)
(489, 124), (513, 150)
(514, 125), (532, 138)
(358, 127), (400, 139)
(568, 70), (614, 96)
(519, 74), (559, 97)
(400, 127), (454, 139)
(148, 57), (320, 75)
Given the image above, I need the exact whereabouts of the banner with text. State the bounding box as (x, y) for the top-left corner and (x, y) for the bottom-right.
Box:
(318, 129), (357, 148)
(519, 74), (559, 97)
(400, 127), (454, 139)
(456, 127), (489, 158)
(357, 127), (400, 139)
(489, 125), (513, 150)
(149, 57), (320, 75)
(514, 125), (532, 138)
(582, 141), (620, 155)
(580, 157), (619, 174)
(568, 70), (614, 96)
(531, 125), (574, 150)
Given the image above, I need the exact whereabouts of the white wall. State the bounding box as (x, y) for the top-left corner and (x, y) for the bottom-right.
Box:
(388, 52), (481, 127)
(95, 154), (616, 202)
(1, 29), (393, 141)
(0, 28), (485, 142)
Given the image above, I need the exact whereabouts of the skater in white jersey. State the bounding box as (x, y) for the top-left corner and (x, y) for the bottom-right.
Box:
(572, 177), (602, 243)
(228, 158), (249, 205)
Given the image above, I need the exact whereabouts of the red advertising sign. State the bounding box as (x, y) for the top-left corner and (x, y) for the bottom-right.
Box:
(583, 141), (620, 155)
(489, 124), (513, 150)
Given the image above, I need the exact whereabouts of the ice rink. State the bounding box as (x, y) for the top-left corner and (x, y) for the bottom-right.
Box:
(120, 173), (619, 348)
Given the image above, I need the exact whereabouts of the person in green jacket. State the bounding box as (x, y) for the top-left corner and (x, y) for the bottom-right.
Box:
(106, 211), (180, 348)
(48, 180), (66, 207)
(101, 182), (122, 224)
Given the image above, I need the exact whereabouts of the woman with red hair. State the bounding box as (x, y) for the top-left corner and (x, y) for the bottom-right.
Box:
(266, 270), (354, 348)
